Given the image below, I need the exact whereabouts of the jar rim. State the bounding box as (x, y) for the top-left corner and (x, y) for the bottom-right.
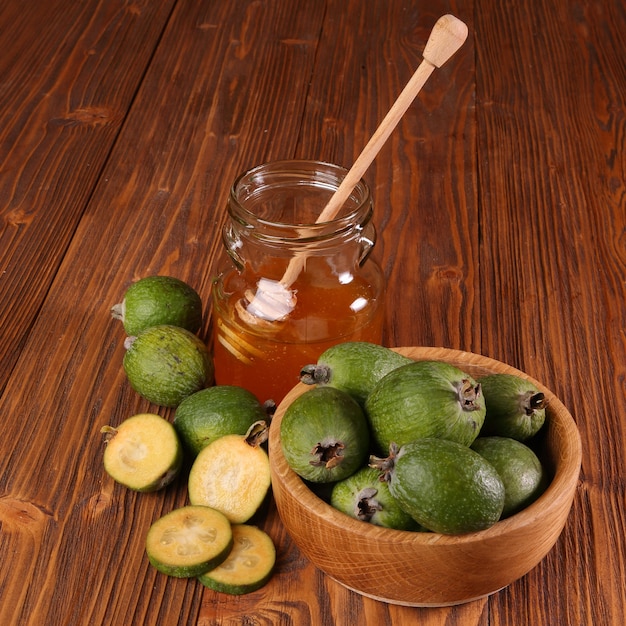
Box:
(228, 159), (372, 234)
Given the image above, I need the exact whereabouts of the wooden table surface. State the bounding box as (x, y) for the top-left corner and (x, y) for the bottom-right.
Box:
(1, 0), (624, 624)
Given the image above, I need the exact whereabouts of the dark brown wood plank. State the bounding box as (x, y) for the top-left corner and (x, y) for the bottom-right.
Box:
(475, 0), (626, 624)
(294, 1), (479, 354)
(0, 0), (178, 393)
(0, 1), (328, 624)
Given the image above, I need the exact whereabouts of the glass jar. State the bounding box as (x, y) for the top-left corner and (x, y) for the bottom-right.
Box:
(211, 160), (385, 404)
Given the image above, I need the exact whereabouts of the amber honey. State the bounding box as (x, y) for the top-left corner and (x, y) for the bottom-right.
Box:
(212, 260), (384, 403)
(211, 160), (385, 404)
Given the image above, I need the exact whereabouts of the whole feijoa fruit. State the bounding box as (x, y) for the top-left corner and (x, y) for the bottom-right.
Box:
(330, 466), (421, 530)
(123, 324), (213, 407)
(280, 387), (370, 483)
(364, 360), (485, 452)
(370, 438), (505, 534)
(111, 275), (203, 336)
(479, 374), (547, 441)
(471, 436), (547, 517)
(174, 386), (268, 456)
(300, 342), (412, 406)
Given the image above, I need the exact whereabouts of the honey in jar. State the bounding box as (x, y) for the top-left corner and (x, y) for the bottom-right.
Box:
(211, 160), (385, 404)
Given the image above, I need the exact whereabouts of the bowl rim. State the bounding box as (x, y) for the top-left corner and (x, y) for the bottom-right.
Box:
(269, 346), (583, 546)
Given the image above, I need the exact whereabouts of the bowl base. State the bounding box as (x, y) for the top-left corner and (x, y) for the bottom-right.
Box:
(331, 576), (505, 607)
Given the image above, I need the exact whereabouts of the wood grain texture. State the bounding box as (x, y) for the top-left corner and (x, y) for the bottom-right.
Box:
(0, 0), (624, 623)
(475, 1), (625, 624)
(0, 0), (178, 394)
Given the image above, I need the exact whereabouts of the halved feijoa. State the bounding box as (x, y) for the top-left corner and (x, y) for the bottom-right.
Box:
(330, 466), (421, 530)
(111, 275), (203, 336)
(123, 324), (214, 407)
(198, 524), (276, 595)
(471, 436), (547, 517)
(371, 438), (505, 535)
(146, 505), (233, 578)
(280, 386), (370, 483)
(101, 413), (182, 492)
(188, 421), (271, 524)
(299, 342), (412, 406)
(174, 386), (268, 457)
(479, 374), (547, 441)
(365, 360), (486, 452)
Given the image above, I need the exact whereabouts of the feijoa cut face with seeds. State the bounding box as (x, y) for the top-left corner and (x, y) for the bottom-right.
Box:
(101, 413), (182, 492)
(198, 524), (276, 595)
(188, 421), (271, 524)
(145, 505), (233, 578)
(280, 386), (370, 483)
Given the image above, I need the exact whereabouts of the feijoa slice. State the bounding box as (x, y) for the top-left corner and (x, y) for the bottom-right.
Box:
(101, 413), (182, 492)
(174, 386), (268, 457)
(123, 324), (214, 407)
(198, 524), (276, 595)
(280, 386), (370, 483)
(371, 438), (505, 534)
(300, 342), (412, 406)
(471, 436), (547, 517)
(479, 374), (547, 441)
(146, 505), (233, 578)
(111, 275), (203, 336)
(188, 421), (271, 524)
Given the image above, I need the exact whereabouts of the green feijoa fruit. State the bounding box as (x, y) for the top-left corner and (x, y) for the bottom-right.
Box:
(371, 439), (505, 535)
(174, 386), (268, 456)
(300, 342), (412, 406)
(479, 374), (547, 441)
(365, 360), (485, 452)
(280, 387), (370, 483)
(146, 505), (233, 578)
(101, 413), (182, 492)
(123, 324), (214, 407)
(471, 436), (547, 518)
(330, 466), (421, 530)
(198, 524), (276, 595)
(112, 275), (203, 336)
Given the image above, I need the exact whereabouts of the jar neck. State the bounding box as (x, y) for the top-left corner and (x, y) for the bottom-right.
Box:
(226, 160), (374, 253)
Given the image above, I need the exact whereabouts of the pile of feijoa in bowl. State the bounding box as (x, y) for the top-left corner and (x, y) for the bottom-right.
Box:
(283, 342), (549, 535)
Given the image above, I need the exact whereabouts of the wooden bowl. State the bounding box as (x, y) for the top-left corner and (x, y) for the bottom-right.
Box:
(268, 347), (582, 606)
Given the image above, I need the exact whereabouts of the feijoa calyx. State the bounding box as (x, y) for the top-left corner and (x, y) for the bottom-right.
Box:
(300, 341), (412, 406)
(112, 275), (203, 336)
(371, 438), (505, 534)
(365, 360), (486, 452)
(123, 324), (214, 407)
(330, 466), (421, 530)
(479, 373), (547, 441)
(280, 386), (370, 483)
